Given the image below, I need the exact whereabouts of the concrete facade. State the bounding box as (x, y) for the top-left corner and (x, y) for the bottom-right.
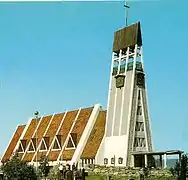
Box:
(96, 23), (153, 167)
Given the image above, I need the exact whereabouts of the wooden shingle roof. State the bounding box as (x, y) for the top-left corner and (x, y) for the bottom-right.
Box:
(1, 125), (25, 163)
(22, 115), (52, 162)
(1, 105), (107, 163)
(81, 110), (106, 159)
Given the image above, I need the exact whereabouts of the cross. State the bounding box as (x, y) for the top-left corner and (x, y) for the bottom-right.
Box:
(124, 1), (130, 26)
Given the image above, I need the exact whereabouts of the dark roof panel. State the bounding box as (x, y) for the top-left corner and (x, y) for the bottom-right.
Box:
(113, 22), (142, 52)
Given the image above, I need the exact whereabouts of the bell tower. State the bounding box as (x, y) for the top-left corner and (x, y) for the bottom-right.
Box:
(103, 22), (153, 167)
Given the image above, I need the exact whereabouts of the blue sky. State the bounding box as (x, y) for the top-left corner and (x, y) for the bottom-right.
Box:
(0, 1), (188, 157)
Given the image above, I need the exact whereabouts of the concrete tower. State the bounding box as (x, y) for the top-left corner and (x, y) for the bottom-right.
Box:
(102, 22), (152, 167)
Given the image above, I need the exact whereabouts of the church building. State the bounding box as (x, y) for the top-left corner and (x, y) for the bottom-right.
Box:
(1, 22), (156, 168)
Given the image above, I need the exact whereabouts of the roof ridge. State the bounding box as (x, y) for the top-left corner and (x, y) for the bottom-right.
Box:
(18, 124), (26, 127)
(36, 105), (98, 119)
(18, 105), (102, 130)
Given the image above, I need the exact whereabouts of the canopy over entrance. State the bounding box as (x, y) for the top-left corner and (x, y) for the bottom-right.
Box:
(131, 150), (183, 168)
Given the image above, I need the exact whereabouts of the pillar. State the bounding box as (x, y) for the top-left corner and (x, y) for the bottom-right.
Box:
(163, 153), (167, 168)
(144, 154), (148, 167)
(131, 155), (135, 167)
(179, 153), (182, 166)
(159, 155), (163, 168)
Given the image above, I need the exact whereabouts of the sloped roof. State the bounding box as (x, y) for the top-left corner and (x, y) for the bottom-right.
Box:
(113, 22), (142, 52)
(23, 118), (39, 140)
(35, 115), (53, 143)
(45, 113), (64, 145)
(1, 125), (25, 163)
(2, 105), (107, 163)
(58, 107), (93, 161)
(30, 114), (64, 162)
(81, 110), (106, 159)
(58, 110), (78, 143)
(22, 115), (53, 162)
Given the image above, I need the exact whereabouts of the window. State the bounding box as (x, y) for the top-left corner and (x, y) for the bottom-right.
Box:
(39, 137), (49, 151)
(111, 157), (115, 164)
(32, 138), (37, 150)
(43, 137), (50, 149)
(17, 143), (24, 153)
(120, 59), (126, 74)
(141, 123), (144, 131)
(138, 90), (141, 100)
(134, 138), (146, 147)
(81, 159), (84, 167)
(137, 106), (142, 115)
(118, 157), (123, 164)
(91, 159), (94, 164)
(52, 135), (62, 150)
(104, 158), (108, 165)
(141, 138), (146, 147)
(135, 122), (144, 131)
(28, 141), (35, 152)
(40, 140), (46, 150)
(53, 139), (61, 150)
(17, 140), (27, 153)
(85, 159), (87, 164)
(66, 133), (77, 149)
(134, 138), (139, 147)
(112, 61), (119, 75)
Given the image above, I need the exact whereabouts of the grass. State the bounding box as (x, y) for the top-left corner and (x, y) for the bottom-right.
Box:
(86, 175), (174, 180)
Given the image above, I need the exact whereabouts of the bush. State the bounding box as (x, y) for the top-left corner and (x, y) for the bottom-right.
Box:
(1, 155), (37, 180)
(39, 155), (50, 178)
(47, 165), (62, 180)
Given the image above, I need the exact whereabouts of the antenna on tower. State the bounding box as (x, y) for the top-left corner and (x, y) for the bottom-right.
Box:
(124, 0), (130, 26)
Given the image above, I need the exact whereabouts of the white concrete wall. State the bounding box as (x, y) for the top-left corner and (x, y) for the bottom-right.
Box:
(70, 104), (101, 165)
(95, 137), (105, 165)
(106, 70), (133, 137)
(100, 69), (134, 166)
(106, 77), (116, 137)
(104, 135), (128, 166)
(120, 71), (133, 135)
(113, 86), (123, 136)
